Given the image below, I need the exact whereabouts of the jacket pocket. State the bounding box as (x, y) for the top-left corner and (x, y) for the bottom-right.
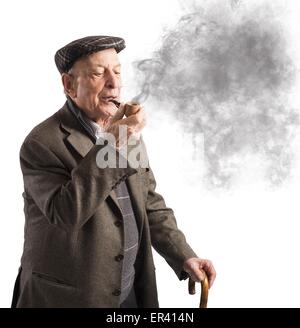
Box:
(32, 271), (75, 289)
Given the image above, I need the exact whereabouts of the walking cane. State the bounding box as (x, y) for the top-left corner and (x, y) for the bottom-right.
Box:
(188, 269), (209, 308)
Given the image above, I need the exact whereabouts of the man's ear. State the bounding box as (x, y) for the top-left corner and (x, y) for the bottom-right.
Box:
(62, 73), (77, 99)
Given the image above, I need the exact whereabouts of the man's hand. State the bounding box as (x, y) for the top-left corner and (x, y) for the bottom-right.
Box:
(104, 103), (146, 149)
(183, 258), (216, 288)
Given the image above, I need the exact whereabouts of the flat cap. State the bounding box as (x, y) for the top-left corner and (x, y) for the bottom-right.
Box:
(54, 35), (125, 74)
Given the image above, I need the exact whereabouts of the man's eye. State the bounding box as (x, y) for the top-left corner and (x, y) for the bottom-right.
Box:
(114, 72), (121, 75)
(93, 72), (104, 76)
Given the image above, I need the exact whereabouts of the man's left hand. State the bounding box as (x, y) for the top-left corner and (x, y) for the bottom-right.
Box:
(183, 258), (216, 288)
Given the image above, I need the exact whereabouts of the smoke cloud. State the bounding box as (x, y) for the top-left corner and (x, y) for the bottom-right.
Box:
(133, 0), (299, 188)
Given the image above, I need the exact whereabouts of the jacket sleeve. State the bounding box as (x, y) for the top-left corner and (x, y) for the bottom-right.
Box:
(20, 137), (137, 230)
(146, 166), (198, 281)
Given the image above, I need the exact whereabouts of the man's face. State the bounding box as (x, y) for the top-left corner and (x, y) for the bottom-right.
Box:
(66, 48), (121, 123)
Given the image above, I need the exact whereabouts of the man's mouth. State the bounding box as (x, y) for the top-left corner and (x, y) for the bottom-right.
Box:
(109, 99), (121, 108)
(101, 96), (117, 103)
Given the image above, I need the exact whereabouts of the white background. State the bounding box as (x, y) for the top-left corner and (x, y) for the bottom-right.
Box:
(0, 0), (300, 308)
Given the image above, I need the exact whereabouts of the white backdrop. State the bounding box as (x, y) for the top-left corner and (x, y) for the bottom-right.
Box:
(1, 0), (300, 308)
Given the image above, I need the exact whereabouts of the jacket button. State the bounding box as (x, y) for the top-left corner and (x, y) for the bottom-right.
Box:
(112, 289), (121, 296)
(114, 221), (122, 227)
(115, 254), (124, 262)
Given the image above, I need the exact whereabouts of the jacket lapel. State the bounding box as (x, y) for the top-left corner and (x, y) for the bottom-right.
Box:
(59, 103), (95, 157)
(58, 103), (123, 216)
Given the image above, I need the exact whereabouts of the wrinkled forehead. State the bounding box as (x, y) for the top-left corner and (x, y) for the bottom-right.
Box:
(72, 48), (121, 72)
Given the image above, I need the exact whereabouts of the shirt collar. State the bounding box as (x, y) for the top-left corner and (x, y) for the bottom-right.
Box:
(66, 97), (105, 140)
(87, 119), (105, 139)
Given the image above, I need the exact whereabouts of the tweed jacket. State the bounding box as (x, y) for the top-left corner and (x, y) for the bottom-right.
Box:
(12, 102), (197, 308)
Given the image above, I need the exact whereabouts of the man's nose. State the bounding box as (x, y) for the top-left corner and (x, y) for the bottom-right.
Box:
(105, 71), (120, 89)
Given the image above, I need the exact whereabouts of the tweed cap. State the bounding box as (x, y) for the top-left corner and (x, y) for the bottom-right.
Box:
(54, 35), (125, 74)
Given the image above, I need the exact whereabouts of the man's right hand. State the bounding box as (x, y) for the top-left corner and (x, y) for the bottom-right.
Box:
(104, 103), (146, 149)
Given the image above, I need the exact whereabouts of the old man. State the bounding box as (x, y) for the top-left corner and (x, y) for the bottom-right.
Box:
(11, 35), (216, 308)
